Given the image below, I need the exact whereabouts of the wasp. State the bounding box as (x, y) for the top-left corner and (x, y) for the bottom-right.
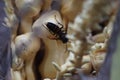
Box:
(45, 22), (68, 43)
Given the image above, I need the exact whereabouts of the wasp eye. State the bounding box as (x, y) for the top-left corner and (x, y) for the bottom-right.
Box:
(59, 35), (68, 43)
(62, 38), (68, 43)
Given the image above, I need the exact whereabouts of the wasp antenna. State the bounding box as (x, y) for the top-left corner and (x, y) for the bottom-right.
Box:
(54, 15), (63, 26)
